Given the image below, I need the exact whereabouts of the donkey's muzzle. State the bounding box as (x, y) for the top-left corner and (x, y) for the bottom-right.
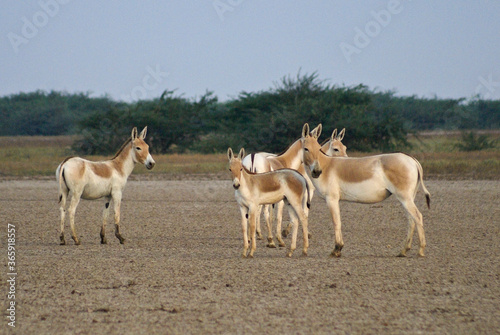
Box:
(312, 169), (322, 178)
(146, 161), (155, 170)
(233, 184), (240, 190)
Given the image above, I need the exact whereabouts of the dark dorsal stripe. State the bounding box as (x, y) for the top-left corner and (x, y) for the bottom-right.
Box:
(111, 138), (132, 160)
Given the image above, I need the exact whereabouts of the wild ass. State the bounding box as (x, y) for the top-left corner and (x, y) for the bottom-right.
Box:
(56, 127), (155, 245)
(228, 148), (310, 258)
(281, 127), (348, 237)
(300, 123), (430, 257)
(242, 127), (347, 246)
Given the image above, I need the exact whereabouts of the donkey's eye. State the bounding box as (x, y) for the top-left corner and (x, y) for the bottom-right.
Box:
(334, 148), (339, 152)
(304, 148), (309, 152)
(136, 147), (142, 151)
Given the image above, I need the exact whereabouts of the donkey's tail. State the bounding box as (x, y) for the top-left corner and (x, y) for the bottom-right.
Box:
(414, 158), (431, 209)
(305, 180), (311, 210)
(56, 164), (63, 203)
(56, 157), (73, 203)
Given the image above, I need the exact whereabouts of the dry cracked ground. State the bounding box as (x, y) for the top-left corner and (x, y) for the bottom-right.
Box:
(0, 177), (499, 334)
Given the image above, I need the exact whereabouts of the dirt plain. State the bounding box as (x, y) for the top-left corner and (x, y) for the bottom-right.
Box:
(1, 176), (499, 334)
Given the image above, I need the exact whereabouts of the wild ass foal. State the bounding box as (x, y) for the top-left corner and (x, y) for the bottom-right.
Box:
(228, 148), (310, 258)
(300, 123), (430, 257)
(56, 127), (155, 245)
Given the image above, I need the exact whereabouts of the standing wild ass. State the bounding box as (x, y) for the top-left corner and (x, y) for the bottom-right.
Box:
(281, 127), (348, 238)
(300, 123), (430, 257)
(228, 148), (310, 258)
(56, 127), (155, 245)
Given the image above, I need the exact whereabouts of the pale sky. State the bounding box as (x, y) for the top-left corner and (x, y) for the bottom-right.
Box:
(1, 1), (500, 102)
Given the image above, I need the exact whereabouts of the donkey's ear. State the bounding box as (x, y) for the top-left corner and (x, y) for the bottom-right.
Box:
(338, 128), (345, 141)
(227, 148), (234, 161)
(131, 127), (138, 141)
(310, 124), (322, 139)
(331, 128), (338, 140)
(139, 126), (148, 140)
(302, 123), (310, 138)
(315, 124), (322, 139)
(238, 148), (245, 160)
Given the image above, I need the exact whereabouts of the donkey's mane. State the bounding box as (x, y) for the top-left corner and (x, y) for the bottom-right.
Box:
(111, 138), (132, 160)
(242, 165), (257, 175)
(277, 132), (323, 156)
(275, 138), (301, 157)
(319, 137), (330, 146)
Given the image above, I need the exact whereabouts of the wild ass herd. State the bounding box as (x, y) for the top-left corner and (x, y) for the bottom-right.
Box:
(57, 124), (430, 259)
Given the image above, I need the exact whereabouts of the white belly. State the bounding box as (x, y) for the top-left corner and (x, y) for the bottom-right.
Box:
(81, 178), (113, 200)
(339, 180), (390, 203)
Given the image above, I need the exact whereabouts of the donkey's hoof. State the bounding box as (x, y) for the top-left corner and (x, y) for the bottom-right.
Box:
(330, 250), (341, 258)
(267, 242), (276, 248)
(101, 238), (107, 245)
(281, 230), (289, 238)
(278, 241), (286, 248)
(256, 232), (263, 240)
(72, 235), (81, 245)
(302, 251), (308, 257)
(286, 251), (293, 258)
(397, 251), (407, 257)
(60, 240), (66, 246)
(308, 233), (312, 239)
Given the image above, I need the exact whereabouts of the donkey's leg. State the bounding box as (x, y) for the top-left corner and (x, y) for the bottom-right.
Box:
(326, 197), (343, 257)
(264, 205), (276, 248)
(239, 206), (249, 258)
(398, 197), (426, 257)
(398, 215), (415, 257)
(297, 196), (310, 256)
(59, 189), (68, 245)
(112, 191), (125, 244)
(255, 205), (263, 240)
(283, 187), (314, 240)
(67, 190), (82, 245)
(415, 209), (426, 257)
(285, 205), (299, 258)
(283, 222), (292, 238)
(100, 197), (111, 244)
(300, 211), (309, 256)
(275, 200), (286, 247)
(248, 205), (258, 258)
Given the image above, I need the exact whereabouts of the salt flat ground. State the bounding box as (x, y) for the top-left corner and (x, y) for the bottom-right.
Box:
(0, 178), (499, 334)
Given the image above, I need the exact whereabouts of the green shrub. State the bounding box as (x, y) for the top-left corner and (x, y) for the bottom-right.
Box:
(455, 131), (497, 151)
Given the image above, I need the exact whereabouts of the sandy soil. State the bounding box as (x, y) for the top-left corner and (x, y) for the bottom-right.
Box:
(0, 178), (499, 334)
